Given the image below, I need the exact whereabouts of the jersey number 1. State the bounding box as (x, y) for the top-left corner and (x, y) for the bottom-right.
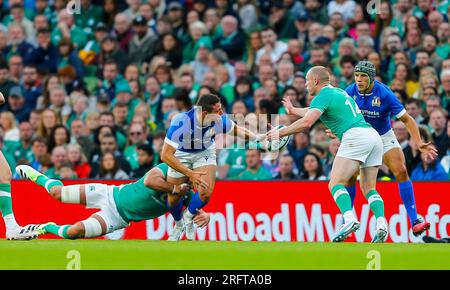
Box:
(345, 99), (361, 118)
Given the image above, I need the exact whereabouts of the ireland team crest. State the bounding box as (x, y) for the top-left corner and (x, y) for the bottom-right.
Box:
(372, 96), (381, 107)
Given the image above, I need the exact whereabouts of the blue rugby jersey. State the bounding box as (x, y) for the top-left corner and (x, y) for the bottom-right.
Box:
(164, 107), (235, 153)
(345, 80), (406, 136)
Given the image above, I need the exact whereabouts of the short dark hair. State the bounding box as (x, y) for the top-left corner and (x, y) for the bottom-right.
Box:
(196, 93), (221, 113)
(339, 55), (358, 67)
(416, 49), (429, 57)
(137, 143), (154, 156)
(406, 98), (422, 107)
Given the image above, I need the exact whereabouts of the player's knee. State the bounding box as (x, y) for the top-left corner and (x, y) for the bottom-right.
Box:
(81, 217), (104, 238)
(360, 185), (375, 196)
(49, 187), (62, 201)
(393, 166), (409, 182)
(67, 223), (85, 239)
(198, 191), (211, 203)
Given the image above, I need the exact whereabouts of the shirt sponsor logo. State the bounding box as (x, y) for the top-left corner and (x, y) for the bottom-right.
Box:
(372, 96), (381, 107)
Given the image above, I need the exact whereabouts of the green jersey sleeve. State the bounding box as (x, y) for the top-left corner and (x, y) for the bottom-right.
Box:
(154, 163), (169, 178)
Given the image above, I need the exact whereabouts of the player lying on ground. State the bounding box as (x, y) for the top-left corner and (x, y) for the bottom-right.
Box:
(16, 163), (210, 239)
(267, 66), (387, 243)
(0, 92), (40, 240)
(162, 93), (264, 241)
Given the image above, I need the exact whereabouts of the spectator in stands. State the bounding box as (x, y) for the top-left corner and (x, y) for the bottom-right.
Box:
(124, 122), (149, 171)
(96, 151), (129, 180)
(274, 155), (298, 180)
(45, 145), (68, 179)
(21, 64), (42, 111)
(411, 150), (448, 181)
(130, 143), (154, 179)
(429, 108), (449, 158)
(5, 85), (29, 122)
(213, 15), (245, 62)
(67, 143), (91, 179)
(29, 28), (58, 74)
(238, 149), (272, 180)
(299, 152), (326, 180)
(256, 26), (288, 65)
(47, 124), (70, 153)
(3, 23), (34, 65)
(129, 15), (158, 65)
(51, 10), (87, 50)
(90, 132), (131, 177)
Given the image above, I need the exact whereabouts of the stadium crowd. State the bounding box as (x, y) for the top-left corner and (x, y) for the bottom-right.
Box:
(0, 0), (449, 181)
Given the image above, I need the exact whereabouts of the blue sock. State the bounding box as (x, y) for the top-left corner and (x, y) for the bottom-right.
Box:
(168, 200), (184, 222)
(187, 192), (207, 215)
(398, 180), (418, 225)
(346, 185), (357, 208)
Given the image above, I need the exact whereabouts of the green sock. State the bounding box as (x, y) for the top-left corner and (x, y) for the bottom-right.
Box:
(331, 184), (352, 214)
(44, 224), (73, 239)
(36, 175), (63, 193)
(366, 190), (385, 219)
(0, 184), (19, 229)
(0, 184), (13, 217)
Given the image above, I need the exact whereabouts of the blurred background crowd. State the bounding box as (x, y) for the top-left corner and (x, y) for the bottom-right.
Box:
(0, 0), (449, 181)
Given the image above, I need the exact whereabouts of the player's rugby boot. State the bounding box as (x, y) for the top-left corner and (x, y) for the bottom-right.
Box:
(332, 220), (360, 242)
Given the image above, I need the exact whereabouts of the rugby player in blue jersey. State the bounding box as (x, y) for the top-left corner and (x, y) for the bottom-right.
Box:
(161, 93), (263, 240)
(344, 61), (438, 236)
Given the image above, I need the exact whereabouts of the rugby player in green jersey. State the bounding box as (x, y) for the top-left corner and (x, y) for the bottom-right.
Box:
(266, 66), (387, 243)
(15, 163), (210, 239)
(0, 92), (40, 240)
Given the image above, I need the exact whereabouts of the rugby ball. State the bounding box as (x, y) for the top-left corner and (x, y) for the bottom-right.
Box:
(267, 125), (291, 152)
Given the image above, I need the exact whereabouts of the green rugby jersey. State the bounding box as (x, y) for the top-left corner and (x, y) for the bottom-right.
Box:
(309, 85), (370, 140)
(113, 163), (192, 222)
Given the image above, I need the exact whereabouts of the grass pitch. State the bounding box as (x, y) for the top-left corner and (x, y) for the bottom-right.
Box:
(0, 239), (449, 270)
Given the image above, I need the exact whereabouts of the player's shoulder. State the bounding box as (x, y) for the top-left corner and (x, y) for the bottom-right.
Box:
(374, 81), (393, 94)
(345, 83), (357, 93)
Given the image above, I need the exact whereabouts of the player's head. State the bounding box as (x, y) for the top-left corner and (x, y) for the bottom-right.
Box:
(305, 66), (330, 96)
(196, 93), (223, 124)
(354, 61), (376, 93)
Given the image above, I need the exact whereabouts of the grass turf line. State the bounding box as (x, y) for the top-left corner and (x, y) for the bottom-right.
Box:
(0, 240), (449, 270)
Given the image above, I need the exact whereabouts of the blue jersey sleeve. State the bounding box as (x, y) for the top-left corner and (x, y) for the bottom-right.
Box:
(383, 85), (406, 119)
(164, 113), (190, 149)
(215, 114), (235, 135)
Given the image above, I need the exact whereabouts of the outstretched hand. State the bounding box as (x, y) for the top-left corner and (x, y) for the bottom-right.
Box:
(189, 171), (209, 191)
(193, 209), (210, 228)
(418, 142), (439, 161)
(282, 96), (294, 115)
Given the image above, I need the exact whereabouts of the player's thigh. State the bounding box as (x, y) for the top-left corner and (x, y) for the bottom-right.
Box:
(89, 187), (129, 235)
(329, 156), (361, 190)
(383, 147), (409, 182)
(0, 152), (12, 183)
(359, 166), (380, 196)
(167, 151), (193, 182)
(193, 165), (217, 195)
(82, 183), (110, 209)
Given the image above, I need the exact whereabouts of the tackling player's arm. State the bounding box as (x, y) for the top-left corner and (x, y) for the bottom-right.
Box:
(282, 96), (309, 117)
(268, 108), (322, 139)
(398, 113), (438, 159)
(143, 166), (190, 195)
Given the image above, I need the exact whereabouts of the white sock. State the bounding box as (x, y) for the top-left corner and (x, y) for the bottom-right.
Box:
(3, 213), (19, 230)
(343, 211), (356, 224)
(183, 209), (194, 220)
